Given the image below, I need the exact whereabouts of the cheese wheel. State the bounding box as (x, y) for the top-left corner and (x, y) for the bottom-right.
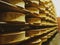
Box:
(0, 12), (25, 22)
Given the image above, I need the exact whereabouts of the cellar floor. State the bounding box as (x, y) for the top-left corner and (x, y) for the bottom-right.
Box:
(49, 32), (60, 45)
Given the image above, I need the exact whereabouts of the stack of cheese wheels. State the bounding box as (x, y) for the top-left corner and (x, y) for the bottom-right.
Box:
(0, 12), (25, 22)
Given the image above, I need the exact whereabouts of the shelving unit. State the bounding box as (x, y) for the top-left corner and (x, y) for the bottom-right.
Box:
(0, 0), (58, 45)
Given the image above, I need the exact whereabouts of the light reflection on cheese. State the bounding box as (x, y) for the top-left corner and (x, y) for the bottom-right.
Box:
(15, 2), (25, 8)
(30, 0), (39, 5)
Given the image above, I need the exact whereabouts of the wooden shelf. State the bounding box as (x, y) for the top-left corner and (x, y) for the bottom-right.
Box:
(0, 0), (58, 45)
(0, 21), (30, 34)
(0, 1), (30, 14)
(0, 27), (57, 45)
(12, 27), (57, 45)
(26, 26), (57, 37)
(0, 21), (57, 34)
